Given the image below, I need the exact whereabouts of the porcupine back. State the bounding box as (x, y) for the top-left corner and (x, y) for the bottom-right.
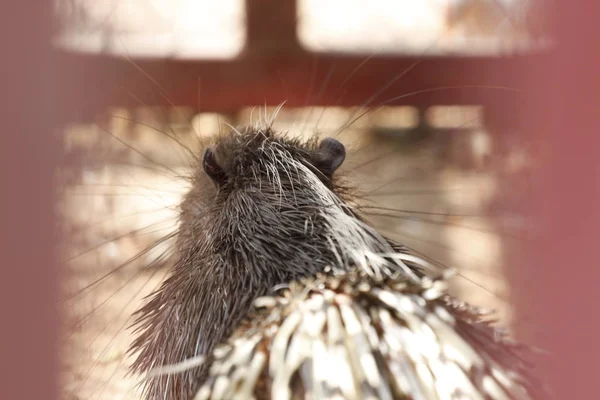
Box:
(128, 126), (544, 400)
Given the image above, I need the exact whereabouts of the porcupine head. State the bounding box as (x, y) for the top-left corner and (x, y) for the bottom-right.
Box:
(128, 126), (400, 399)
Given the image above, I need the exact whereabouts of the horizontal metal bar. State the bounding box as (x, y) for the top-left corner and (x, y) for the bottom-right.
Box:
(57, 50), (545, 119)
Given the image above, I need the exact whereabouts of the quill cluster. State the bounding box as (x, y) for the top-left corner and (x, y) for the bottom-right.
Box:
(129, 127), (542, 400)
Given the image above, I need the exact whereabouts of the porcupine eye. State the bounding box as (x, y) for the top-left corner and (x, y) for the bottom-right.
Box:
(313, 137), (346, 176)
(202, 147), (227, 186)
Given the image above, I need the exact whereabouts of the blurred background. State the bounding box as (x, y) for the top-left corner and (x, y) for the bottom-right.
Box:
(51, 1), (552, 399)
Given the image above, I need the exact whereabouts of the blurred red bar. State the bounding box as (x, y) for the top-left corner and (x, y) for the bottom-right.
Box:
(0, 2), (59, 400)
(57, 51), (537, 118)
(56, 0), (542, 122)
(511, 2), (600, 398)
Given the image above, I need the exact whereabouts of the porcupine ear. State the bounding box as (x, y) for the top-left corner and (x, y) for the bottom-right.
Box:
(313, 137), (346, 176)
(203, 147), (227, 186)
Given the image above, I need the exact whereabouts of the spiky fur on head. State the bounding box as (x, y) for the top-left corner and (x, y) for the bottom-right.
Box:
(128, 127), (416, 399)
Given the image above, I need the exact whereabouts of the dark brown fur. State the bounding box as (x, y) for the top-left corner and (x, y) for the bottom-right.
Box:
(128, 127), (359, 399)
(127, 126), (545, 400)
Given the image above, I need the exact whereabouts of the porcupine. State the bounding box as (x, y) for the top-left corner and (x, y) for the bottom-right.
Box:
(128, 125), (544, 400)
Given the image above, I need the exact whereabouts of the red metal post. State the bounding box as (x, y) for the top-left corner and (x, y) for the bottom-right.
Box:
(0, 2), (60, 400)
(511, 2), (600, 398)
(244, 0), (302, 55)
